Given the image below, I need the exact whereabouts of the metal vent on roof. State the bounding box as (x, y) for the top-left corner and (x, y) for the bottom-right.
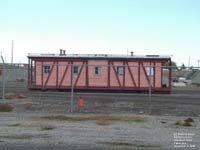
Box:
(93, 54), (108, 57)
(146, 55), (159, 57)
(41, 54), (55, 56)
(131, 51), (134, 56)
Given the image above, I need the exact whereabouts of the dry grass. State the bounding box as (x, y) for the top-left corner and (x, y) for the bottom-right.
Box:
(20, 121), (43, 127)
(107, 116), (145, 122)
(0, 104), (13, 112)
(8, 123), (21, 127)
(41, 115), (145, 124)
(42, 115), (93, 121)
(97, 141), (161, 148)
(0, 134), (33, 140)
(8, 121), (56, 131)
(41, 125), (55, 131)
(96, 119), (112, 126)
(8, 121), (54, 128)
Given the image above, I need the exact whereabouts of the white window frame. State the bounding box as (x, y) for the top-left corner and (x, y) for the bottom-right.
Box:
(94, 66), (101, 76)
(43, 65), (51, 74)
(73, 66), (79, 74)
(117, 66), (124, 76)
(146, 66), (154, 76)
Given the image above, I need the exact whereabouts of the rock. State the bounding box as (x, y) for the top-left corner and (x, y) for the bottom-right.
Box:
(183, 121), (192, 127)
(184, 118), (194, 123)
(172, 82), (186, 87)
(139, 111), (144, 114)
(175, 120), (193, 127)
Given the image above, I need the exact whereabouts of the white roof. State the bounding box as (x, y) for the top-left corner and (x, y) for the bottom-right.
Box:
(28, 53), (171, 59)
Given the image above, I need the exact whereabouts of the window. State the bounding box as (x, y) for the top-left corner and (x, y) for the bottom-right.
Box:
(94, 66), (101, 75)
(73, 66), (79, 74)
(43, 65), (51, 73)
(117, 66), (123, 75)
(146, 66), (154, 76)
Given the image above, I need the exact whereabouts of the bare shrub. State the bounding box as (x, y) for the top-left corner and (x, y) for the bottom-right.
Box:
(0, 104), (13, 112)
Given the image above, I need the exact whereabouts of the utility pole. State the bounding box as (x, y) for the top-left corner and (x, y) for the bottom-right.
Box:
(11, 40), (14, 64)
(188, 56), (190, 69)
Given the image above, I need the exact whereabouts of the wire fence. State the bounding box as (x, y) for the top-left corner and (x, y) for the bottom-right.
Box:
(0, 63), (200, 115)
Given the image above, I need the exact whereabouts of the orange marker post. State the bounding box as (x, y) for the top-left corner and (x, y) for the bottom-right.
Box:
(78, 96), (84, 112)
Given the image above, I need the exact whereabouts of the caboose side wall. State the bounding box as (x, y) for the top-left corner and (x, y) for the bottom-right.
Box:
(88, 60), (108, 87)
(110, 61), (124, 87)
(31, 58), (166, 91)
(58, 61), (71, 87)
(125, 61), (138, 87)
(35, 60), (85, 87)
(155, 62), (162, 88)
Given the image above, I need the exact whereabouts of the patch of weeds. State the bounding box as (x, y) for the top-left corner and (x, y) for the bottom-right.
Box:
(107, 116), (145, 123)
(97, 141), (161, 148)
(20, 121), (43, 127)
(41, 115), (93, 121)
(58, 141), (64, 144)
(8, 123), (21, 127)
(41, 115), (145, 123)
(96, 119), (112, 126)
(0, 104), (13, 112)
(8, 121), (56, 131)
(41, 125), (55, 131)
(0, 134), (33, 140)
(8, 121), (41, 127)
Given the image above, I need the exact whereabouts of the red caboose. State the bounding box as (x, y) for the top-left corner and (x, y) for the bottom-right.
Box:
(27, 51), (171, 93)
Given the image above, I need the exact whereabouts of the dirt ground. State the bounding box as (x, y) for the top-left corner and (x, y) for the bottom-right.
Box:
(0, 88), (200, 150)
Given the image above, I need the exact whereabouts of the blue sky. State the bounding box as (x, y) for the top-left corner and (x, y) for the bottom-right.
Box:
(0, 0), (200, 65)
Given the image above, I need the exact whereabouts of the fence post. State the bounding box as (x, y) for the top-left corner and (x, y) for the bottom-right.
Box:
(148, 64), (152, 114)
(1, 56), (5, 100)
(70, 64), (74, 113)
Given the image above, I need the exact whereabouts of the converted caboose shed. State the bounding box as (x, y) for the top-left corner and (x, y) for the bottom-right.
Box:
(27, 52), (171, 93)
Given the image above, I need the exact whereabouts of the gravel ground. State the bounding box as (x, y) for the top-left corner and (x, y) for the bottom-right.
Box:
(0, 89), (200, 150)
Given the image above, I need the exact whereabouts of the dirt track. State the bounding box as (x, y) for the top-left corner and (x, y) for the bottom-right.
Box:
(0, 88), (200, 150)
